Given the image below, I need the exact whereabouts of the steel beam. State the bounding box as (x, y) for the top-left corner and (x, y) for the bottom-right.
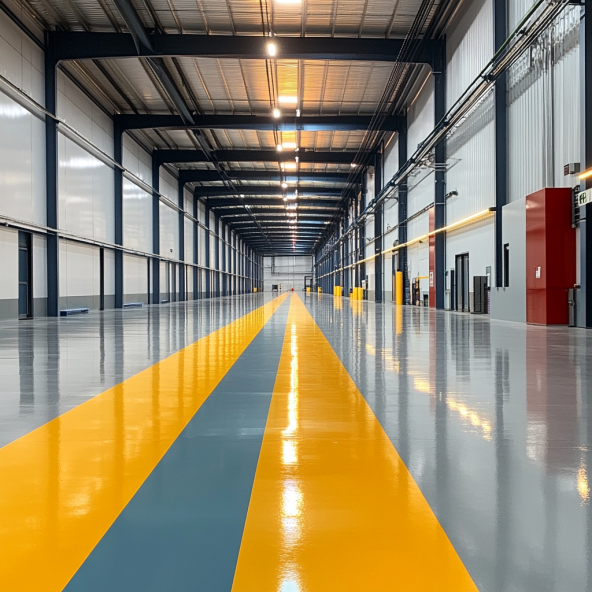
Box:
(209, 199), (339, 209)
(116, 114), (402, 132)
(52, 32), (441, 65)
(194, 187), (344, 198)
(179, 170), (349, 184)
(154, 149), (362, 165)
(494, 0), (508, 290)
(45, 37), (59, 317)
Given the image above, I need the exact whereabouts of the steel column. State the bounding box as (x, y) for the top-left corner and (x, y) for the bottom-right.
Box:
(580, 0), (592, 327)
(374, 152), (383, 302)
(193, 189), (198, 299)
(434, 45), (447, 310)
(205, 204), (210, 298)
(215, 215), (220, 297)
(45, 37), (59, 317)
(178, 181), (185, 301)
(398, 116), (408, 303)
(151, 155), (160, 304)
(114, 120), (124, 308)
(494, 0), (508, 289)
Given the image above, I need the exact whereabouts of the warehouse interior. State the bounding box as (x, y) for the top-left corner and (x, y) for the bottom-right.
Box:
(1, 0), (592, 590)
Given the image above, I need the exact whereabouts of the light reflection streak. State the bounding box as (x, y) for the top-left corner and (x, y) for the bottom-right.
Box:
(280, 323), (302, 592)
(577, 461), (589, 503)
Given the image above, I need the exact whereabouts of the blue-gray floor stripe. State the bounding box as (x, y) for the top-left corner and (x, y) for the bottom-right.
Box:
(64, 298), (290, 592)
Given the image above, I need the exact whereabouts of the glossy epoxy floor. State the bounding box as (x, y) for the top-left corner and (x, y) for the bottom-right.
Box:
(0, 294), (591, 591)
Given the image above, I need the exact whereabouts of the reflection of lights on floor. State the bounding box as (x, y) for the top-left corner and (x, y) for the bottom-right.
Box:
(447, 398), (492, 441)
(283, 440), (297, 464)
(280, 323), (303, 591)
(578, 462), (589, 503)
(280, 578), (301, 592)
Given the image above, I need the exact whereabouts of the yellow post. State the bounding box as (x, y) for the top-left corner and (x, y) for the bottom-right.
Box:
(396, 271), (403, 306)
(318, 287), (322, 294)
(307, 287), (311, 293)
(254, 287), (258, 293)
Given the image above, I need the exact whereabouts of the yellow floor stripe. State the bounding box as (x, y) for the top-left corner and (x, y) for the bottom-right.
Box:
(0, 294), (287, 592)
(231, 294), (479, 592)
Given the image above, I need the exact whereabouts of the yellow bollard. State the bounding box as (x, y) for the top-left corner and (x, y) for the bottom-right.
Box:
(318, 287), (322, 294)
(395, 271), (403, 306)
(254, 287), (257, 293)
(306, 287), (311, 293)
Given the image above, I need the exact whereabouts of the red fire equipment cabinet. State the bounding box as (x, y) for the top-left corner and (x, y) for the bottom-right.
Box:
(526, 188), (576, 325)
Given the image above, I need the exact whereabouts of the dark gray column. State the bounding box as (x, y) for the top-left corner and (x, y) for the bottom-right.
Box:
(45, 37), (59, 317)
(494, 0), (508, 289)
(398, 117), (408, 303)
(193, 189), (198, 300)
(215, 215), (220, 297)
(434, 44), (447, 310)
(205, 203), (210, 298)
(151, 154), (160, 304)
(374, 151), (383, 302)
(178, 180), (185, 301)
(114, 121), (124, 308)
(580, 0), (592, 327)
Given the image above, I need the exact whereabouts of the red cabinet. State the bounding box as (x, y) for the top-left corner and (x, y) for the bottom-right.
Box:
(526, 188), (576, 324)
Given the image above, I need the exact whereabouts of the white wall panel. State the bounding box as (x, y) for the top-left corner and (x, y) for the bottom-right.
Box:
(58, 134), (114, 242)
(57, 71), (113, 156)
(509, 0), (537, 31)
(122, 134), (151, 184)
(32, 234), (46, 300)
(408, 77), (434, 155)
(0, 11), (44, 104)
(198, 226), (206, 266)
(446, 0), (493, 107)
(123, 253), (148, 301)
(508, 6), (580, 203)
(264, 256), (312, 292)
(446, 219), (495, 278)
(0, 90), (45, 225)
(122, 179), (152, 253)
(0, 227), (18, 299)
(104, 249), (115, 297)
(159, 168), (178, 204)
(184, 217), (193, 263)
(446, 92), (495, 221)
(59, 240), (99, 299)
(159, 202), (178, 259)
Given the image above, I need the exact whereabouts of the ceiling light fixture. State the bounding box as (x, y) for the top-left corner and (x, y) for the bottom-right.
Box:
(296, 109), (301, 117)
(282, 162), (297, 170)
(278, 96), (298, 104)
(277, 144), (283, 152)
(267, 42), (277, 56)
(273, 109), (281, 118)
(351, 163), (357, 168)
(282, 142), (297, 149)
(281, 182), (288, 188)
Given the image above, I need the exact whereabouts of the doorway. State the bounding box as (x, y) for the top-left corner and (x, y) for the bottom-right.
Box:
(18, 232), (32, 319)
(454, 253), (470, 312)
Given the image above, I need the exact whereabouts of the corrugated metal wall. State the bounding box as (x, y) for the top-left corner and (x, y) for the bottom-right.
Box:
(508, 5), (580, 203)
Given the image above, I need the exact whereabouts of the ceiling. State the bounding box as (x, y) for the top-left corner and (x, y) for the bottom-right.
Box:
(18, 0), (455, 254)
